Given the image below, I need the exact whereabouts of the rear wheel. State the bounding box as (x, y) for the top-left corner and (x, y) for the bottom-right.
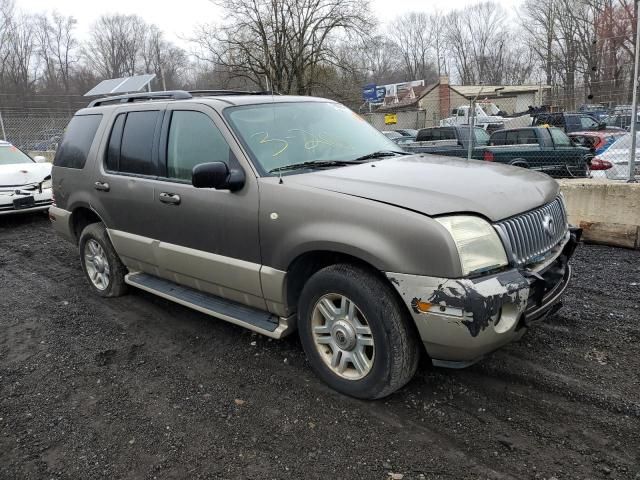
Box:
(79, 223), (127, 297)
(298, 264), (420, 399)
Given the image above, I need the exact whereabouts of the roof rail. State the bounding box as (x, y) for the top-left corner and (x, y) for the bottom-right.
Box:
(189, 89), (280, 96)
(88, 90), (193, 107)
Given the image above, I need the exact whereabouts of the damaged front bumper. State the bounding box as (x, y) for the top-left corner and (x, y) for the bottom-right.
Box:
(387, 228), (581, 368)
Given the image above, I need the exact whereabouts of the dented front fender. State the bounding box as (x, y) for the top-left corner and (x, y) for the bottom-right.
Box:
(387, 269), (532, 363)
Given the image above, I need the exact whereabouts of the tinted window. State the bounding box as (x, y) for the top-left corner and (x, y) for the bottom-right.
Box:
(518, 129), (537, 144)
(504, 130), (519, 145)
(416, 129), (434, 141)
(119, 111), (160, 175)
(439, 128), (456, 140)
(105, 113), (125, 171)
(53, 115), (102, 169)
(489, 131), (506, 146)
(167, 111), (231, 181)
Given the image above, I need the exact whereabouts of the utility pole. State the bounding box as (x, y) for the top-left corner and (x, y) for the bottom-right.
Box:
(629, 0), (640, 182)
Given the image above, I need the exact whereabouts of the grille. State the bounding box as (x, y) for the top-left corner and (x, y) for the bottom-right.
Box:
(494, 197), (568, 266)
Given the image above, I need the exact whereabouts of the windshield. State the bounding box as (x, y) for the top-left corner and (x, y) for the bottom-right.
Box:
(0, 145), (34, 165)
(225, 102), (399, 174)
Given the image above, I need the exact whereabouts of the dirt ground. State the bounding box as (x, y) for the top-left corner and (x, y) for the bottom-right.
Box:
(0, 214), (638, 480)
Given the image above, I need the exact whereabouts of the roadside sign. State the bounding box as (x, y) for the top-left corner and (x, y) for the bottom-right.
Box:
(362, 84), (386, 103)
(384, 113), (398, 125)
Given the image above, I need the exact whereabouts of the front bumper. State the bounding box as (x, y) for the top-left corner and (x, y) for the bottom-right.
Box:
(387, 228), (580, 367)
(0, 189), (52, 215)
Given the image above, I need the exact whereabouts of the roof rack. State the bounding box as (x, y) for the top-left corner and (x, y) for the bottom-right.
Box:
(87, 89), (282, 107)
(189, 89), (280, 96)
(88, 90), (192, 107)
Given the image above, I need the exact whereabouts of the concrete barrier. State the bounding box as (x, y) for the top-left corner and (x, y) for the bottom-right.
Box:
(558, 178), (640, 249)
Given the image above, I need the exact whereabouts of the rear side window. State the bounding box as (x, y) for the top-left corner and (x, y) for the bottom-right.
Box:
(518, 130), (537, 144)
(53, 114), (102, 169)
(105, 111), (160, 175)
(504, 130), (519, 145)
(489, 131), (506, 146)
(439, 128), (456, 140)
(416, 129), (433, 141)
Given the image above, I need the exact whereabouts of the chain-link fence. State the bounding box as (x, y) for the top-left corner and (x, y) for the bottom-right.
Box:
(363, 90), (639, 181)
(0, 110), (72, 153)
(0, 91), (637, 180)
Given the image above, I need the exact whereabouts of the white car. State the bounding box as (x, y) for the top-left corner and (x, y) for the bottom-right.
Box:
(0, 141), (53, 215)
(591, 132), (640, 180)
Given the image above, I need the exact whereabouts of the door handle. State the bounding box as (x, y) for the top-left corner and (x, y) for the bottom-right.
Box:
(94, 181), (110, 192)
(159, 192), (181, 205)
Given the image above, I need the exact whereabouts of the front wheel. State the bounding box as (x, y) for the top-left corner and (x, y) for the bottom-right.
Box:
(298, 264), (420, 399)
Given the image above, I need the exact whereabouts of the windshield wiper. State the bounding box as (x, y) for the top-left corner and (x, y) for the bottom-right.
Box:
(352, 150), (409, 161)
(269, 160), (361, 174)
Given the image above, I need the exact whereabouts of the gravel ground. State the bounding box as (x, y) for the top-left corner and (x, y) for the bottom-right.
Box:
(0, 214), (639, 480)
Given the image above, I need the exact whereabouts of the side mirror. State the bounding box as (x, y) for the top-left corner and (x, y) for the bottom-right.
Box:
(192, 162), (245, 191)
(33, 155), (47, 163)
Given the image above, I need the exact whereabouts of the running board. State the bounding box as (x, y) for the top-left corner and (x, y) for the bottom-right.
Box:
(125, 272), (295, 339)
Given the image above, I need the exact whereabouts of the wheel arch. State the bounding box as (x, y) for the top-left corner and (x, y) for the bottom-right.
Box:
(69, 204), (105, 243)
(284, 249), (401, 315)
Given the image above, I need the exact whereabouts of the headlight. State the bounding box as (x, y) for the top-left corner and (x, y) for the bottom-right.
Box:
(41, 179), (52, 189)
(436, 216), (508, 276)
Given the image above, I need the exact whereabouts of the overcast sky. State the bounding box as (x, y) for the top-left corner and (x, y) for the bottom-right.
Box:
(16, 0), (522, 45)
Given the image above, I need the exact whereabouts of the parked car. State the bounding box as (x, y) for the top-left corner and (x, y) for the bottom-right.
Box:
(532, 112), (619, 133)
(404, 126), (490, 156)
(483, 127), (592, 176)
(49, 90), (579, 399)
(406, 126), (591, 177)
(392, 135), (416, 145)
(25, 129), (64, 151)
(394, 128), (418, 137)
(604, 112), (640, 131)
(568, 131), (625, 155)
(381, 130), (403, 140)
(0, 141), (53, 215)
(590, 132), (640, 180)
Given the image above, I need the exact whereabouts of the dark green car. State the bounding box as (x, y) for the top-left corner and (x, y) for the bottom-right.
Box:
(482, 127), (593, 177)
(405, 126), (592, 177)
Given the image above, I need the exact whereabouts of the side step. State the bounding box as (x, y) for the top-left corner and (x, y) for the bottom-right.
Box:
(125, 272), (295, 339)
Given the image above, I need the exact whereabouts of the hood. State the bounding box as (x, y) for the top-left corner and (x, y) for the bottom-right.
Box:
(284, 155), (559, 222)
(0, 161), (52, 188)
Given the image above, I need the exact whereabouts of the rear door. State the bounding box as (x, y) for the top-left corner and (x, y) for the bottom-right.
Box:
(91, 105), (165, 270)
(548, 127), (586, 174)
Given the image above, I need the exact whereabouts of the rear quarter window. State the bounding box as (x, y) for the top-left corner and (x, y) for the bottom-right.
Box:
(53, 114), (102, 169)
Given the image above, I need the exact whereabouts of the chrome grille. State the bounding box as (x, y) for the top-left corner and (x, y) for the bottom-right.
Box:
(494, 197), (568, 266)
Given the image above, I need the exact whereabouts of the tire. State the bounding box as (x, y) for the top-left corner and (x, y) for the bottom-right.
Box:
(298, 264), (420, 399)
(78, 222), (128, 298)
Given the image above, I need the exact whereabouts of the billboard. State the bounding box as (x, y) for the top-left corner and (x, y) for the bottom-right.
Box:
(362, 84), (387, 103)
(363, 79), (425, 104)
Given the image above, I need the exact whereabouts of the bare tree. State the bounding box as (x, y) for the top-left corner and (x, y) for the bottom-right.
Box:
(34, 12), (78, 93)
(84, 14), (148, 78)
(141, 26), (188, 90)
(193, 0), (374, 94)
(445, 2), (513, 84)
(388, 12), (437, 83)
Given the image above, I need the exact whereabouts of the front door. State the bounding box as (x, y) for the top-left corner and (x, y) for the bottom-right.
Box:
(149, 103), (264, 309)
